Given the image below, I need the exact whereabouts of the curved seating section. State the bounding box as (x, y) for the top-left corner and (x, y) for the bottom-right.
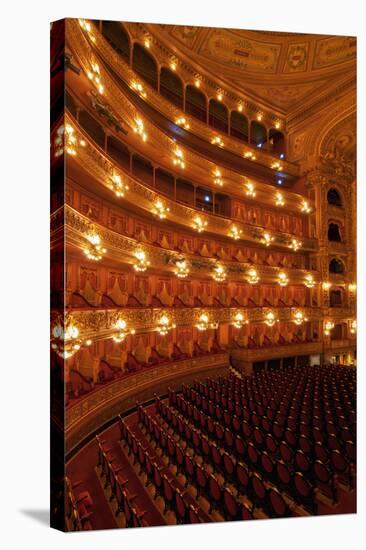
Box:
(68, 364), (355, 529)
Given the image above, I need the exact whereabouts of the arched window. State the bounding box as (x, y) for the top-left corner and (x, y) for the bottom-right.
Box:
(208, 99), (228, 133)
(230, 111), (249, 143)
(132, 43), (158, 89)
(329, 258), (345, 274)
(185, 85), (207, 122)
(101, 21), (130, 62)
(268, 129), (285, 155)
(327, 188), (343, 207)
(328, 222), (342, 242)
(250, 121), (267, 149)
(330, 289), (343, 307)
(160, 68), (183, 108)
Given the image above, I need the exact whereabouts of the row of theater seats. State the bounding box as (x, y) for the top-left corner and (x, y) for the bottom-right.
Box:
(65, 476), (94, 531)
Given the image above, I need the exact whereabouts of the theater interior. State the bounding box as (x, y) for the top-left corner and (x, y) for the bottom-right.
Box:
(50, 19), (356, 530)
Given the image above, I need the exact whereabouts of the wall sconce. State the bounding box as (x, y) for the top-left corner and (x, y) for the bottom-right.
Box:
(271, 161), (283, 171)
(278, 272), (289, 286)
(212, 263), (226, 282)
(196, 314), (218, 331)
(323, 282), (331, 290)
(51, 315), (84, 359)
(324, 320), (335, 336)
(245, 182), (256, 197)
(217, 91), (223, 101)
(275, 192), (285, 206)
(194, 77), (201, 88)
(175, 116), (190, 130)
(232, 312), (248, 329)
(112, 319), (135, 343)
(213, 169), (223, 186)
(170, 60), (177, 71)
(275, 121), (281, 129)
(244, 151), (256, 160)
(349, 283), (357, 292)
(153, 199), (170, 219)
(175, 258), (190, 278)
(290, 238), (302, 251)
(262, 232), (274, 247)
(131, 81), (147, 98)
(87, 62), (104, 94)
(156, 315), (176, 336)
(265, 311), (278, 327)
(173, 147), (185, 168)
(301, 200), (311, 213)
(193, 216), (208, 233)
(257, 113), (263, 121)
(247, 269), (260, 284)
(108, 174), (129, 197)
(133, 249), (150, 272)
(211, 136), (224, 147)
(237, 103), (243, 112)
(54, 124), (83, 157)
(228, 225), (242, 240)
(350, 320), (357, 334)
(144, 37), (151, 48)
(304, 274), (315, 288)
(84, 231), (106, 261)
(78, 19), (96, 42)
(293, 310), (308, 325)
(133, 118), (147, 141)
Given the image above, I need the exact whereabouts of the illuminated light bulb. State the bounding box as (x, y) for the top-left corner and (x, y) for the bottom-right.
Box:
(175, 258), (190, 278)
(275, 121), (281, 129)
(213, 169), (223, 186)
(247, 269), (260, 284)
(54, 124), (79, 157)
(257, 113), (263, 121)
(265, 311), (278, 327)
(323, 282), (331, 290)
(350, 320), (357, 334)
(232, 312), (248, 329)
(133, 118), (147, 141)
(176, 116), (190, 130)
(271, 161), (283, 171)
(228, 225), (242, 240)
(304, 274), (315, 288)
(245, 182), (256, 197)
(324, 321), (334, 336)
(194, 78), (201, 88)
(349, 283), (357, 291)
(173, 147), (185, 168)
(133, 249), (150, 272)
(144, 38), (150, 48)
(244, 151), (256, 161)
(237, 103), (243, 112)
(87, 62), (104, 94)
(131, 81), (147, 98)
(78, 19), (95, 42)
(293, 311), (308, 325)
(278, 272), (289, 286)
(196, 314), (218, 331)
(301, 200), (311, 213)
(212, 263), (226, 282)
(275, 192), (285, 206)
(217, 91), (223, 101)
(84, 232), (106, 261)
(153, 199), (170, 219)
(170, 61), (177, 71)
(211, 136), (224, 148)
(262, 232), (274, 247)
(290, 238), (302, 251)
(108, 174), (129, 197)
(193, 216), (208, 233)
(51, 315), (83, 359)
(112, 319), (135, 343)
(85, 339), (92, 346)
(157, 315), (176, 336)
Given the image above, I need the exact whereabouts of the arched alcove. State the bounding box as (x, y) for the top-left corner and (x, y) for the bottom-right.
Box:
(160, 68), (184, 108)
(329, 258), (345, 274)
(328, 222), (342, 242)
(250, 120), (267, 148)
(185, 85), (207, 122)
(230, 111), (249, 142)
(330, 288), (343, 307)
(208, 99), (229, 133)
(101, 21), (130, 62)
(268, 129), (285, 155)
(132, 43), (158, 89)
(327, 188), (343, 207)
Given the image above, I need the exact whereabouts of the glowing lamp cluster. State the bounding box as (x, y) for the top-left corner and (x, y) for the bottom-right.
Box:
(271, 161), (283, 171)
(290, 238), (302, 251)
(323, 282), (331, 290)
(87, 62), (104, 94)
(232, 312), (248, 329)
(78, 19), (96, 42)
(133, 250), (150, 272)
(196, 314), (218, 331)
(193, 216), (208, 233)
(175, 258), (190, 279)
(54, 124), (83, 157)
(247, 269), (260, 285)
(262, 232), (274, 247)
(349, 283), (357, 292)
(211, 136), (224, 148)
(301, 200), (311, 213)
(156, 315), (176, 336)
(112, 319), (135, 343)
(108, 174), (129, 197)
(278, 272), (289, 287)
(324, 321), (335, 336)
(304, 274), (315, 288)
(84, 232), (106, 261)
(293, 311), (308, 325)
(228, 225), (242, 240)
(245, 182), (256, 197)
(175, 117), (190, 130)
(131, 81), (147, 98)
(51, 316), (83, 360)
(153, 199), (170, 219)
(265, 311), (278, 327)
(350, 320), (357, 335)
(212, 264), (226, 282)
(213, 169), (223, 187)
(133, 118), (147, 142)
(244, 151), (256, 161)
(173, 148), (185, 169)
(275, 192), (285, 207)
